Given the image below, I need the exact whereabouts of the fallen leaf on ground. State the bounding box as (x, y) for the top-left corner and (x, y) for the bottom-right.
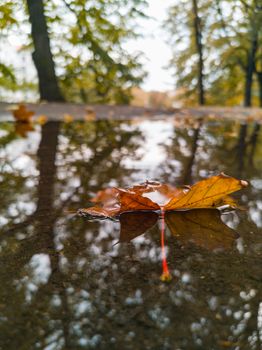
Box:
(12, 104), (34, 122)
(63, 114), (74, 123)
(77, 174), (248, 219)
(85, 108), (96, 121)
(36, 115), (48, 125)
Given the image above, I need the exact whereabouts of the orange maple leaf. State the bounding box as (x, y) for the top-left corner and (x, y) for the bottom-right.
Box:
(12, 104), (34, 123)
(77, 174), (248, 219)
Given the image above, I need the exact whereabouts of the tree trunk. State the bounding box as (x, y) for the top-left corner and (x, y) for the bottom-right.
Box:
(192, 0), (205, 105)
(26, 0), (64, 102)
(257, 71), (262, 107)
(244, 33), (258, 107)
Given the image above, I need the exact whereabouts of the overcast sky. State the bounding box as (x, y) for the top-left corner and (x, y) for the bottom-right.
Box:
(127, 0), (174, 91)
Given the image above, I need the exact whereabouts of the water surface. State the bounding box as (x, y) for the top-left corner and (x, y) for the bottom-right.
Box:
(0, 118), (261, 350)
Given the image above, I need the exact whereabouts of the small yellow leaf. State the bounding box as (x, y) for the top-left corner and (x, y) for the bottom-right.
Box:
(85, 108), (96, 121)
(36, 115), (48, 125)
(63, 114), (74, 123)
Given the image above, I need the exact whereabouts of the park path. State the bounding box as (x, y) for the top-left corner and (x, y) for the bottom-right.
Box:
(0, 102), (262, 121)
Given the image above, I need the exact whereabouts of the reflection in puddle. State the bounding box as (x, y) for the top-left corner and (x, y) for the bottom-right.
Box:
(115, 209), (239, 279)
(165, 209), (239, 251)
(0, 119), (261, 349)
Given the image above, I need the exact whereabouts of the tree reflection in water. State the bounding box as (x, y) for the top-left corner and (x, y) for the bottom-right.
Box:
(0, 119), (261, 350)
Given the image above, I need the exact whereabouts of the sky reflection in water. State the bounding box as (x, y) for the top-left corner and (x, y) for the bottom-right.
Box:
(0, 119), (261, 349)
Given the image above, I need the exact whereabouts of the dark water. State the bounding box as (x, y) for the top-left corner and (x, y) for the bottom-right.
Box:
(0, 119), (261, 350)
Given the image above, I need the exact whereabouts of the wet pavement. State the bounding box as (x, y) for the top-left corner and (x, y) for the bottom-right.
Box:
(0, 118), (261, 350)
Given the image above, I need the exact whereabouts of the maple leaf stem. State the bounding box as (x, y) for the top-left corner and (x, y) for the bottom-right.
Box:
(160, 207), (171, 282)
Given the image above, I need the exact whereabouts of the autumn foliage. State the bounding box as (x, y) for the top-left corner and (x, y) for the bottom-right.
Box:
(78, 174), (248, 219)
(12, 104), (34, 123)
(78, 174), (247, 281)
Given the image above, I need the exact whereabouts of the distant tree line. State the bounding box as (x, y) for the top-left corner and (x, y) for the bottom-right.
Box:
(166, 0), (262, 106)
(0, 0), (261, 106)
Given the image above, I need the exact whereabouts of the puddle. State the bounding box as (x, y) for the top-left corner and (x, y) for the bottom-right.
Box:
(0, 119), (261, 349)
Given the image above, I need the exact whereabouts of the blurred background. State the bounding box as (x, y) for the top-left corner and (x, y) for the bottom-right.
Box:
(0, 0), (261, 108)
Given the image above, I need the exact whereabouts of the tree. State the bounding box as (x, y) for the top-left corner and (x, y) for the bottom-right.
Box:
(165, 0), (210, 105)
(24, 0), (148, 104)
(47, 0), (148, 104)
(26, 0), (64, 101)
(0, 0), (147, 104)
(165, 0), (262, 107)
(0, 2), (17, 96)
(192, 0), (205, 105)
(254, 1), (262, 107)
(202, 0), (261, 106)
(256, 70), (262, 106)
(239, 0), (260, 106)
